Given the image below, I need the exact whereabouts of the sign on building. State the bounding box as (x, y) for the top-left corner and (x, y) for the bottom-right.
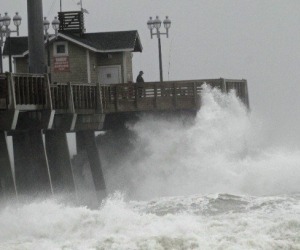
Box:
(54, 56), (70, 72)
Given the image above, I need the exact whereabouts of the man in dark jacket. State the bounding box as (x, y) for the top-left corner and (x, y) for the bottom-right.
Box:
(136, 71), (144, 83)
(136, 71), (144, 97)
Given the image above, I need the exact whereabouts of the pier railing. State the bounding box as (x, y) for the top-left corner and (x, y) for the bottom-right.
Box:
(50, 82), (102, 114)
(0, 73), (249, 114)
(101, 79), (220, 113)
(0, 73), (52, 110)
(224, 79), (249, 108)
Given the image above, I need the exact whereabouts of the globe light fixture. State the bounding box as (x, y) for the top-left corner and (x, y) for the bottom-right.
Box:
(153, 16), (161, 30)
(3, 13), (11, 27)
(43, 17), (50, 33)
(13, 12), (22, 36)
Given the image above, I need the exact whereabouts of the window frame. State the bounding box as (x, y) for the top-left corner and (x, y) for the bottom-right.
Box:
(53, 41), (69, 57)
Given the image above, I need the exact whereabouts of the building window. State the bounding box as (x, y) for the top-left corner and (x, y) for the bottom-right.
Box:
(54, 42), (68, 57)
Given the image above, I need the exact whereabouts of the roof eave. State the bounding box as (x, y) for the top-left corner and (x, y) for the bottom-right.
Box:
(18, 33), (139, 56)
(135, 32), (143, 52)
(10, 30), (143, 57)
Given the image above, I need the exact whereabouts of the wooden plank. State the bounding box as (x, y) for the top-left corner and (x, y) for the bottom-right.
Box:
(96, 82), (104, 113)
(21, 76), (25, 105)
(193, 82), (197, 107)
(154, 84), (157, 109)
(173, 82), (177, 108)
(66, 82), (74, 113)
(44, 74), (52, 109)
(27, 76), (30, 104)
(115, 85), (119, 111)
(9, 74), (16, 109)
(16, 77), (20, 105)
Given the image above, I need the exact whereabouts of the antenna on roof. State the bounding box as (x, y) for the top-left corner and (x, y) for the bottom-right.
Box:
(60, 0), (62, 12)
(77, 0), (89, 14)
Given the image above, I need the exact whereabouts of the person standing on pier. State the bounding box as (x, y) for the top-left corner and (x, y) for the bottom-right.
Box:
(136, 71), (144, 83)
(136, 71), (144, 97)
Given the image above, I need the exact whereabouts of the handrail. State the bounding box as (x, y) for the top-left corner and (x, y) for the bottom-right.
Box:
(0, 73), (48, 109)
(0, 73), (249, 113)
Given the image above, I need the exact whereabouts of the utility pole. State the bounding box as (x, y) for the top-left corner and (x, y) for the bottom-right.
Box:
(27, 0), (46, 74)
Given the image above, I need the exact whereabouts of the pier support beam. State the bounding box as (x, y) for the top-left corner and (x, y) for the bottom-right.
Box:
(13, 130), (52, 196)
(45, 131), (76, 194)
(0, 131), (16, 199)
(76, 131), (106, 201)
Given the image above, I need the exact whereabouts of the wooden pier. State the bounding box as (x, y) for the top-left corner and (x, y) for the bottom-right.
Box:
(0, 73), (249, 202)
(0, 73), (249, 130)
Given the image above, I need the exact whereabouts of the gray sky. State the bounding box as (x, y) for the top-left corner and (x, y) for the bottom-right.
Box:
(2, 0), (300, 145)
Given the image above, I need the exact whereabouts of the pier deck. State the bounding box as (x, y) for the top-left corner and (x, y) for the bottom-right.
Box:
(0, 73), (249, 131)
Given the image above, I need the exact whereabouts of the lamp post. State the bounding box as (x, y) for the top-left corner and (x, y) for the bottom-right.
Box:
(43, 16), (60, 81)
(147, 16), (171, 82)
(0, 12), (22, 73)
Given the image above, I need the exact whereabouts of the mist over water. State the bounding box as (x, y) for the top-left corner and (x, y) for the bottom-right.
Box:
(104, 85), (300, 199)
(1, 85), (299, 249)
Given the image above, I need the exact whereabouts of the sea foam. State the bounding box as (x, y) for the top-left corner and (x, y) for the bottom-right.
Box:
(104, 85), (300, 199)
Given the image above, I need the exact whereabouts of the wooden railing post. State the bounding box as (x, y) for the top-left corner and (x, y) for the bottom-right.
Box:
(193, 82), (197, 107)
(114, 85), (119, 111)
(173, 82), (177, 109)
(7, 73), (16, 110)
(154, 83), (157, 109)
(221, 78), (227, 93)
(134, 84), (139, 109)
(96, 82), (104, 114)
(44, 73), (53, 110)
(67, 82), (75, 113)
(101, 86), (107, 111)
(243, 79), (250, 109)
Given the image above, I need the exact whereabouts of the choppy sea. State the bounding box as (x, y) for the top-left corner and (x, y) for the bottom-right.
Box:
(0, 85), (299, 249)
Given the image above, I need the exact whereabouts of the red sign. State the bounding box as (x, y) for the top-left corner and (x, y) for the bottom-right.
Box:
(54, 56), (70, 72)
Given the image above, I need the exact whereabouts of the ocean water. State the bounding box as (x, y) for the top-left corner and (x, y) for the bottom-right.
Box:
(0, 85), (299, 250)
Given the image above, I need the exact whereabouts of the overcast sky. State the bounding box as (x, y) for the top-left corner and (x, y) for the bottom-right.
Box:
(2, 0), (300, 145)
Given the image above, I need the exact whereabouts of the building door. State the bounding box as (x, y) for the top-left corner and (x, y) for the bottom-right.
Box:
(98, 65), (122, 84)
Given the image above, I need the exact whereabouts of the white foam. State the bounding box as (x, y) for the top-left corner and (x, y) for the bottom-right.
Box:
(105, 85), (300, 199)
(0, 194), (299, 249)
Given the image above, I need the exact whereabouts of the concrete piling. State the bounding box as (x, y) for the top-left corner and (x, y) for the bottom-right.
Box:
(76, 131), (106, 201)
(45, 131), (76, 194)
(0, 131), (16, 199)
(13, 130), (52, 196)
